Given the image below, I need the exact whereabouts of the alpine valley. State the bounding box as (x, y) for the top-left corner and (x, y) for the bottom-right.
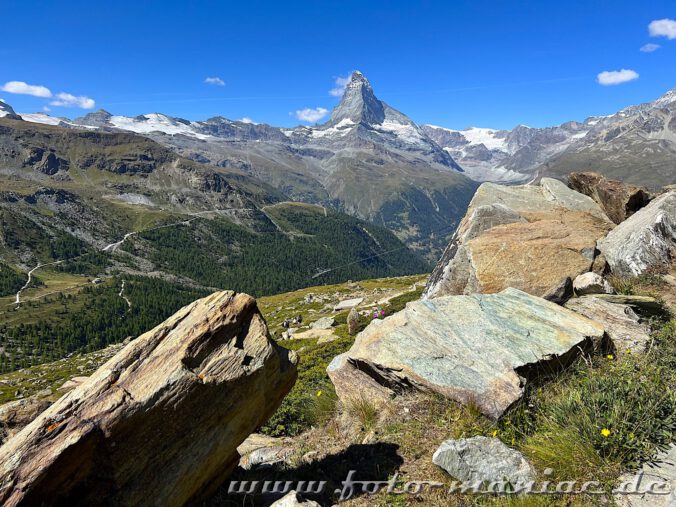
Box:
(0, 71), (675, 372)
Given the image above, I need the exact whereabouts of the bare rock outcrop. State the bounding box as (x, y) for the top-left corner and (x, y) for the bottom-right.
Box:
(568, 171), (651, 224)
(0, 291), (298, 506)
(328, 288), (604, 419)
(598, 191), (676, 277)
(424, 178), (614, 301)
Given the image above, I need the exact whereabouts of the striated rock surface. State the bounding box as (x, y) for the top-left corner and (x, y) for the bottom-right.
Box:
(0, 291), (298, 507)
(568, 171), (651, 224)
(599, 191), (676, 277)
(424, 178), (614, 300)
(433, 436), (535, 484)
(565, 296), (652, 353)
(328, 288), (604, 419)
(0, 398), (52, 445)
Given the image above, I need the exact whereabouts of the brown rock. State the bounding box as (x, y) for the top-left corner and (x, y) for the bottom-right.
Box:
(0, 291), (298, 506)
(464, 211), (611, 297)
(568, 171), (651, 224)
(0, 398), (52, 444)
(424, 178), (614, 300)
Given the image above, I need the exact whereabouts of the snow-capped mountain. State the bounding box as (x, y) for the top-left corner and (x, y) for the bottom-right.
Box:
(10, 71), (476, 259)
(0, 100), (17, 118)
(422, 120), (594, 183)
(541, 88), (676, 188)
(423, 87), (676, 187)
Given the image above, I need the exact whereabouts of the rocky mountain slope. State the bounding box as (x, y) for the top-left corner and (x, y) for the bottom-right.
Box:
(423, 87), (676, 189)
(0, 182), (673, 504)
(11, 72), (479, 258)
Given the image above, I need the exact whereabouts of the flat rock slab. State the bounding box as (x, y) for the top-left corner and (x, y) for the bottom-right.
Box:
(599, 191), (676, 277)
(424, 178), (613, 300)
(292, 329), (335, 340)
(334, 297), (364, 311)
(328, 288), (604, 419)
(565, 296), (652, 353)
(0, 291), (298, 506)
(310, 316), (336, 330)
(433, 436), (535, 484)
(615, 444), (676, 507)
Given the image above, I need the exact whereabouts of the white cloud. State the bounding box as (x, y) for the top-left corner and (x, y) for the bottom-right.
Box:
(596, 69), (639, 86)
(640, 43), (661, 52)
(204, 76), (225, 86)
(1, 81), (52, 98)
(42, 106), (51, 112)
(294, 107), (329, 123)
(49, 92), (96, 109)
(239, 117), (256, 124)
(329, 74), (352, 97)
(649, 18), (676, 39)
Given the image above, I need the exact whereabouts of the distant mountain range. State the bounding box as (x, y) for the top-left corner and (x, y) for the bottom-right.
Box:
(423, 88), (676, 188)
(4, 72), (676, 262)
(8, 72), (479, 257)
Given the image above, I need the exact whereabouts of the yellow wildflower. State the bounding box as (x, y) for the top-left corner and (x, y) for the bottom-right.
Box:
(607, 354), (614, 360)
(492, 430), (498, 437)
(316, 390), (322, 397)
(600, 428), (611, 437)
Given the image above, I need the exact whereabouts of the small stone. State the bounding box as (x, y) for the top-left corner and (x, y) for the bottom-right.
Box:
(573, 272), (614, 296)
(347, 307), (360, 336)
(270, 491), (321, 507)
(432, 436), (535, 484)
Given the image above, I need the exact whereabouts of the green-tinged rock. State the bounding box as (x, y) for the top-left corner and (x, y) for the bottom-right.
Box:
(328, 288), (604, 419)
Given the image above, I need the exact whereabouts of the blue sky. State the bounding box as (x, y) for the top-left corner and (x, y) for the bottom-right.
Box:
(2, 0), (675, 129)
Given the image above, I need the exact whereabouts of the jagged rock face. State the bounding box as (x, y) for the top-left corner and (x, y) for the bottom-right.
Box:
(423, 178), (614, 300)
(568, 172), (651, 224)
(598, 191), (676, 277)
(0, 291), (298, 506)
(433, 437), (535, 484)
(328, 287), (605, 419)
(0, 101), (19, 120)
(329, 71), (385, 125)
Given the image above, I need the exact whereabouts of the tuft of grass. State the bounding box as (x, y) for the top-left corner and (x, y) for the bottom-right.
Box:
(502, 314), (676, 491)
(346, 395), (380, 431)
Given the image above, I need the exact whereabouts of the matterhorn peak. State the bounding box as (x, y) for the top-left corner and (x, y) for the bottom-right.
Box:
(0, 100), (17, 118)
(330, 70), (385, 125)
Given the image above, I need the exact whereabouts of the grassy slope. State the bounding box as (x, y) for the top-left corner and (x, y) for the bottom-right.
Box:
(0, 272), (673, 506)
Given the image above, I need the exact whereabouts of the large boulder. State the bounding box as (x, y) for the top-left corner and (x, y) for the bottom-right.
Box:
(598, 191), (676, 277)
(328, 288), (604, 419)
(0, 291), (298, 506)
(432, 436), (535, 484)
(565, 296), (652, 354)
(424, 178), (613, 300)
(568, 171), (651, 224)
